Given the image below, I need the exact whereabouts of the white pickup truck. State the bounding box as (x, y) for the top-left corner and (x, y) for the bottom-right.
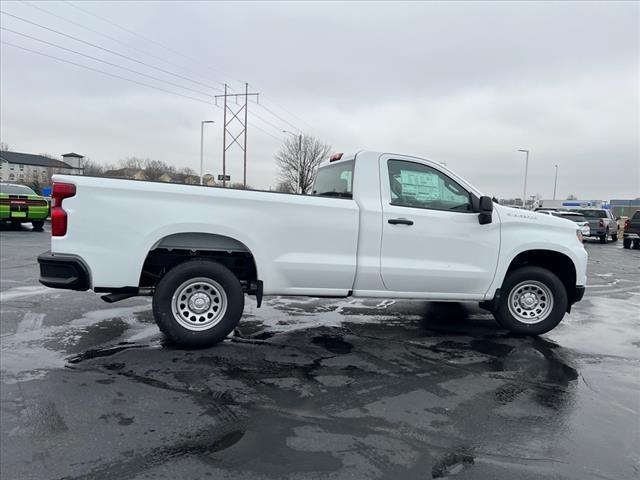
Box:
(38, 151), (587, 347)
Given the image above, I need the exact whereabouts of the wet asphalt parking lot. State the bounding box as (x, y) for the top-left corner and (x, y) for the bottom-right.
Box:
(1, 224), (638, 480)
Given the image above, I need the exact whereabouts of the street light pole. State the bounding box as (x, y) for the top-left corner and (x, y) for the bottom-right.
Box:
(200, 120), (215, 185)
(553, 164), (558, 200)
(283, 130), (303, 193)
(517, 149), (530, 208)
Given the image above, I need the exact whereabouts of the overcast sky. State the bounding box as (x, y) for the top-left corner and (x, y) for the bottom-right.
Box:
(1, 1), (638, 199)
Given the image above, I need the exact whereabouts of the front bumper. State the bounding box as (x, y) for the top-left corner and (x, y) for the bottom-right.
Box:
(38, 252), (91, 291)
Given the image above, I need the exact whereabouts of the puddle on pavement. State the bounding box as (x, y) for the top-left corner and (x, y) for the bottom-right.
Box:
(311, 334), (353, 354)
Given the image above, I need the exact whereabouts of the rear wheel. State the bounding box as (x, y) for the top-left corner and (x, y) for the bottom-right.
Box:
(494, 266), (567, 335)
(152, 260), (244, 347)
(32, 220), (44, 231)
(599, 233), (607, 244)
(611, 232), (618, 242)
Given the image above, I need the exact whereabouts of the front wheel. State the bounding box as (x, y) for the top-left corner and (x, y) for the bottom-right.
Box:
(152, 260), (244, 347)
(494, 266), (568, 335)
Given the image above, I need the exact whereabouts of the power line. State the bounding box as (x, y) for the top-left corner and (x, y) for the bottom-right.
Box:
(251, 110), (289, 134)
(248, 119), (282, 141)
(263, 99), (316, 132)
(12, 4), (315, 136)
(1, 27), (213, 98)
(65, 0), (244, 90)
(256, 102), (302, 133)
(20, 0), (227, 90)
(1, 40), (214, 105)
(0, 10), (223, 93)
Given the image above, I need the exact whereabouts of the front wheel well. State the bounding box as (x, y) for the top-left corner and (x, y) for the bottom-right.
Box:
(505, 250), (578, 308)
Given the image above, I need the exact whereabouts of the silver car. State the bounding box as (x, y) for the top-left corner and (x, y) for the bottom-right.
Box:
(551, 211), (590, 238)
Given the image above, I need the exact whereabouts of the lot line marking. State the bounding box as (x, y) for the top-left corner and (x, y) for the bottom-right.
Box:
(16, 313), (46, 334)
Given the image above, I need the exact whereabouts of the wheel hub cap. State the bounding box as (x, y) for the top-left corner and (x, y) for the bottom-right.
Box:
(189, 292), (211, 313)
(507, 280), (554, 324)
(171, 277), (228, 331)
(519, 292), (539, 309)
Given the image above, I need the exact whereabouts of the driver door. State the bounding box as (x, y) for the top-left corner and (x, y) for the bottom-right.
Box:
(379, 156), (500, 298)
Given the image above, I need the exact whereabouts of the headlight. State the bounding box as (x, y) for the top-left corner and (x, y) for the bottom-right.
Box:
(576, 229), (584, 243)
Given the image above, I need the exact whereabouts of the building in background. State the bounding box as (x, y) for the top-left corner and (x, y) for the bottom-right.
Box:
(0, 151), (84, 189)
(609, 199), (640, 218)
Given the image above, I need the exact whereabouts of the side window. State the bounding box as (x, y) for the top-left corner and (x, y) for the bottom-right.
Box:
(312, 161), (354, 198)
(387, 159), (472, 212)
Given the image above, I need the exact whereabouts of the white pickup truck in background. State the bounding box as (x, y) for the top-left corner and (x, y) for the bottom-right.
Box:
(38, 151), (587, 347)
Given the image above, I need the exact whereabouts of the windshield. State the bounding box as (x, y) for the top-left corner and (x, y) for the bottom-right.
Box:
(312, 161), (354, 198)
(579, 209), (607, 219)
(0, 184), (37, 195)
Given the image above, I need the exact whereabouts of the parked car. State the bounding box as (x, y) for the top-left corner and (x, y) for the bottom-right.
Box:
(623, 210), (640, 249)
(37, 151), (588, 347)
(578, 209), (618, 243)
(0, 183), (49, 231)
(536, 209), (559, 215)
(551, 211), (590, 238)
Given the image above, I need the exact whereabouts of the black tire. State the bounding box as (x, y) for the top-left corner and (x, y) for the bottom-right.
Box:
(611, 233), (618, 242)
(494, 266), (568, 336)
(633, 241), (640, 250)
(623, 238), (632, 249)
(32, 220), (45, 231)
(599, 234), (607, 244)
(152, 260), (244, 347)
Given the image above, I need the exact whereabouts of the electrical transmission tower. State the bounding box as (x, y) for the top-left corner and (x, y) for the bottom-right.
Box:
(214, 83), (259, 187)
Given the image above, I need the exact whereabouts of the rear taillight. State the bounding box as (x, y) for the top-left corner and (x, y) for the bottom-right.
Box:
(598, 219), (604, 228)
(624, 219), (630, 232)
(51, 182), (76, 237)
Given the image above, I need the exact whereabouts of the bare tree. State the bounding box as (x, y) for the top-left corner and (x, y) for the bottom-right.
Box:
(275, 181), (294, 193)
(275, 134), (331, 194)
(178, 167), (196, 176)
(119, 157), (145, 170)
(82, 158), (104, 177)
(143, 159), (174, 181)
(0, 141), (9, 151)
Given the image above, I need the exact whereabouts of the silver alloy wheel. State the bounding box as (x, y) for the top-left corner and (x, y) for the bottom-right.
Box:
(507, 280), (554, 324)
(171, 277), (227, 331)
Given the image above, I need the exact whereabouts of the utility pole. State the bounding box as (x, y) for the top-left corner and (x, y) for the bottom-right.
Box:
(199, 120), (214, 185)
(517, 149), (530, 208)
(553, 164), (558, 200)
(215, 83), (259, 187)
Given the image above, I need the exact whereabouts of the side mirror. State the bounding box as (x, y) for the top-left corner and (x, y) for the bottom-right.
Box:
(478, 195), (493, 225)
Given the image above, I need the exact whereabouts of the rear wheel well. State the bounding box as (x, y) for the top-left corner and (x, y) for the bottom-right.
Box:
(139, 235), (259, 294)
(505, 250), (577, 306)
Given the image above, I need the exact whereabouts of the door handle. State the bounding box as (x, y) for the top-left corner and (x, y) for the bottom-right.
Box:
(388, 218), (413, 225)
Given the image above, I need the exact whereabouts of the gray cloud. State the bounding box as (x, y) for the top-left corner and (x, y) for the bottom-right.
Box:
(1, 1), (638, 199)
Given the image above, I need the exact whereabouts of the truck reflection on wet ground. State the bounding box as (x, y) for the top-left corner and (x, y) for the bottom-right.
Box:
(55, 303), (581, 479)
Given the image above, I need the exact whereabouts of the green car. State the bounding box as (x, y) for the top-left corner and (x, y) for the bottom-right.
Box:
(0, 183), (49, 231)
